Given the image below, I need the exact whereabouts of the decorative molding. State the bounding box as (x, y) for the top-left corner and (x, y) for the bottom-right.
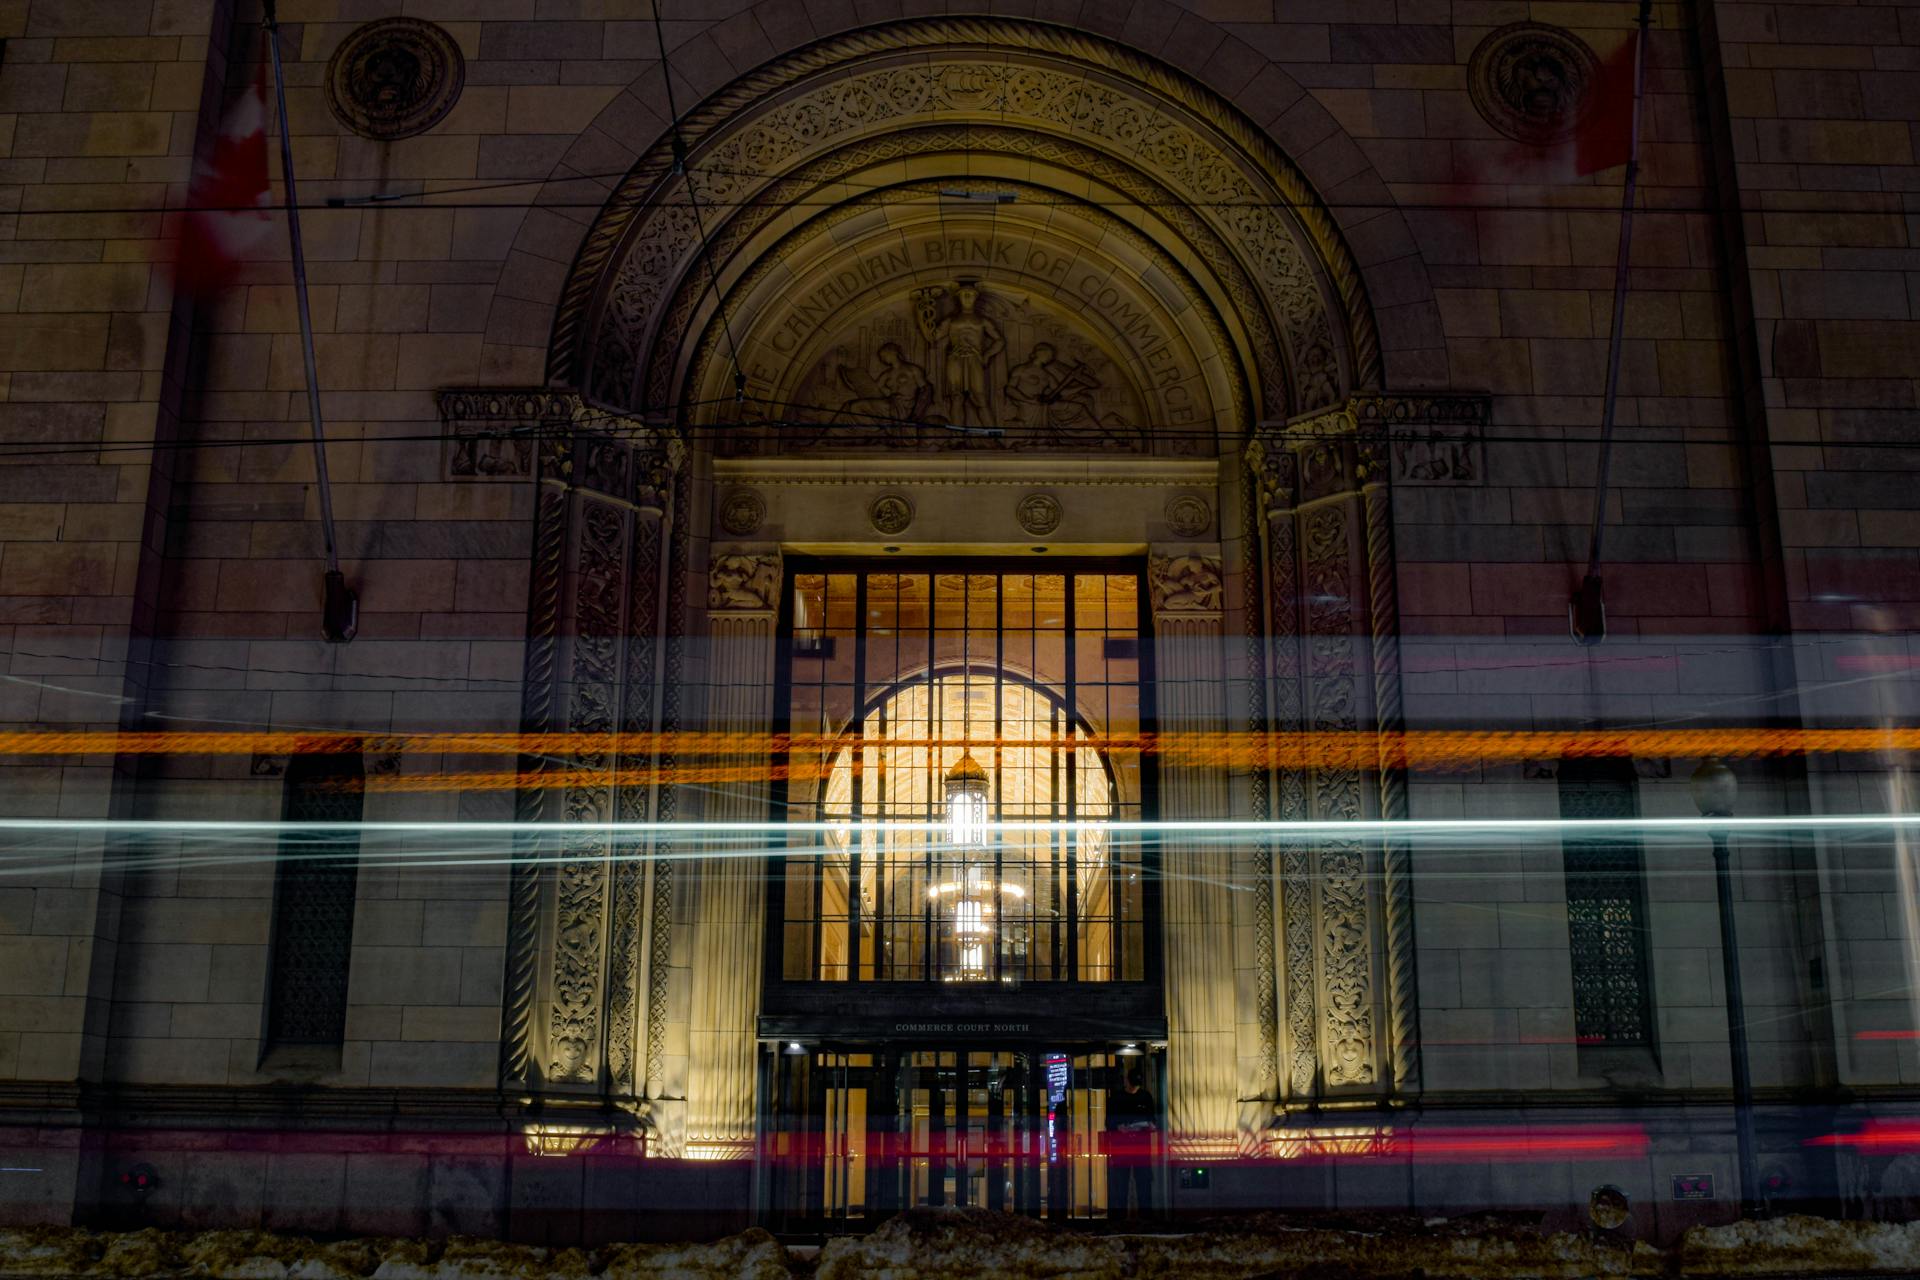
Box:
(713, 457), (1220, 488)
(437, 388), (569, 480)
(1147, 553), (1223, 616)
(325, 17), (465, 142)
(437, 389), (686, 506)
(708, 553), (781, 613)
(1015, 492), (1062, 537)
(1237, 466), (1279, 1119)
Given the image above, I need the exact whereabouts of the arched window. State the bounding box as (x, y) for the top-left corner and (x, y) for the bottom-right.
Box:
(777, 567), (1150, 984)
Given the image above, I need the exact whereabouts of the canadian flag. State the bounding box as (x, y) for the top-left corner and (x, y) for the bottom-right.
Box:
(174, 58), (273, 300)
(1575, 31), (1639, 176)
(1461, 31), (1640, 186)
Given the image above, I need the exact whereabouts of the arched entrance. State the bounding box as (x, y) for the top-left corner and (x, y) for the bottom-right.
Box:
(462, 15), (1459, 1196)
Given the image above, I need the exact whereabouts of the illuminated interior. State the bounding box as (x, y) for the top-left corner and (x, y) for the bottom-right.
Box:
(780, 569), (1147, 983)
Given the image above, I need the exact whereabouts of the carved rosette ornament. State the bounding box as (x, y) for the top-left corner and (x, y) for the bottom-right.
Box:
(325, 18), (465, 142)
(1165, 493), (1213, 538)
(487, 389), (685, 1122)
(1016, 492), (1062, 537)
(1245, 393), (1485, 1110)
(1468, 22), (1603, 147)
(718, 489), (766, 536)
(869, 494), (914, 536)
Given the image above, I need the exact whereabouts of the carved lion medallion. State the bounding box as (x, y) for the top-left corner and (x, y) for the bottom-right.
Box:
(1015, 492), (1061, 537)
(718, 488), (766, 536)
(326, 18), (465, 141)
(869, 493), (914, 535)
(1467, 22), (1602, 146)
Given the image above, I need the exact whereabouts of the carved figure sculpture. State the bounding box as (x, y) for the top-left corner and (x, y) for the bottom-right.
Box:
(1148, 553), (1223, 614)
(1004, 342), (1108, 435)
(919, 283), (1005, 426)
(837, 342), (932, 424)
(708, 553), (781, 611)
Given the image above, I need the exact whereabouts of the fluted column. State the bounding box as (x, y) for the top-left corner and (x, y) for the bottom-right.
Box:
(1149, 549), (1238, 1156)
(686, 549), (782, 1156)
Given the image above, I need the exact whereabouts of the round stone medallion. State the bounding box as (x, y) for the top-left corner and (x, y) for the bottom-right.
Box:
(326, 17), (466, 142)
(718, 488), (766, 536)
(1015, 492), (1062, 537)
(1467, 22), (1602, 147)
(1164, 493), (1212, 538)
(869, 493), (914, 535)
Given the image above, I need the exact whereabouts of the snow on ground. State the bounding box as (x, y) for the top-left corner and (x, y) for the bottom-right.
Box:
(1, 1209), (1917, 1278)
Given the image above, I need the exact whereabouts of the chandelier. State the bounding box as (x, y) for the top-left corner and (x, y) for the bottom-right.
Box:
(933, 746), (1025, 981)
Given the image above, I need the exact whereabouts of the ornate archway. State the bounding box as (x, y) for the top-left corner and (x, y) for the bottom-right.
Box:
(445, 16), (1484, 1162)
(554, 20), (1383, 438)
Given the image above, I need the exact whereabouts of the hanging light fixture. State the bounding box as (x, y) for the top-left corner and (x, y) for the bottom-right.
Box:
(943, 749), (990, 850)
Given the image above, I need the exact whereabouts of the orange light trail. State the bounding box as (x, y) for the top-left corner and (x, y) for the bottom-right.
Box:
(0, 726), (1912, 784)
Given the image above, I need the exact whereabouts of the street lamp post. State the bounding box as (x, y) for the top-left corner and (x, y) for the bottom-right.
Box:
(1690, 757), (1761, 1218)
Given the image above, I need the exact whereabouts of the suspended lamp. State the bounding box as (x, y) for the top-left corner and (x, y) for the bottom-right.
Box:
(943, 749), (990, 850)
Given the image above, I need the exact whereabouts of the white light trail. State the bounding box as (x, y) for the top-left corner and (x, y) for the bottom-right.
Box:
(0, 816), (1915, 836)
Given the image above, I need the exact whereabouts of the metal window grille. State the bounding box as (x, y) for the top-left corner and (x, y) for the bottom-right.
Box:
(266, 753), (365, 1047)
(1559, 760), (1654, 1047)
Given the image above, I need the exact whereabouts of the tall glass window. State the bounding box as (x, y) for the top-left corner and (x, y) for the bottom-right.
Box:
(778, 567), (1150, 983)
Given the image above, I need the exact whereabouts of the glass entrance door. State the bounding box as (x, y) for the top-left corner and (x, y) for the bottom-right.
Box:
(764, 1045), (1161, 1232)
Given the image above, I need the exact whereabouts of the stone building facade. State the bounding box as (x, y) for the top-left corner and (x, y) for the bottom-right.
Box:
(0, 0), (1916, 1244)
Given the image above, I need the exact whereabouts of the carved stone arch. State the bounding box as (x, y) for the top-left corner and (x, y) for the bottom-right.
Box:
(472, 8), (1470, 1153)
(543, 18), (1390, 433)
(661, 161), (1258, 451)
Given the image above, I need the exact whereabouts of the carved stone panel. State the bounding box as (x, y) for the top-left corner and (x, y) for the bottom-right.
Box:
(491, 396), (685, 1110)
(1244, 393), (1480, 1107)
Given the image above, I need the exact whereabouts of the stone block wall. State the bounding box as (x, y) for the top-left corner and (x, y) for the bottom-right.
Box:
(0, 0), (1911, 1231)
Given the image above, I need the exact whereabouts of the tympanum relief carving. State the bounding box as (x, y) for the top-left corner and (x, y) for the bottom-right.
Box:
(798, 280), (1143, 443)
(556, 23), (1384, 445)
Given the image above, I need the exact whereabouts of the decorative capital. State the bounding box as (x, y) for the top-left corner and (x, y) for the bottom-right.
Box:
(1248, 392), (1494, 503)
(1244, 434), (1297, 515)
(437, 387), (576, 480)
(435, 386), (688, 506)
(632, 432), (688, 516)
(708, 551), (782, 614)
(1148, 552), (1223, 617)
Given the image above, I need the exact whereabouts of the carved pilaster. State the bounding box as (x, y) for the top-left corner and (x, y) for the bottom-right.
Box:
(490, 390), (685, 1111)
(1246, 392), (1485, 1109)
(687, 549), (782, 1156)
(1247, 436), (1317, 1103)
(1149, 550), (1237, 1156)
